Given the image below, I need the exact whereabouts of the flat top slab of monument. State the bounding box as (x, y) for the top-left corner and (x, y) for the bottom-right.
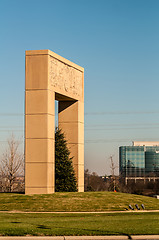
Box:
(25, 49), (84, 72)
(26, 49), (84, 101)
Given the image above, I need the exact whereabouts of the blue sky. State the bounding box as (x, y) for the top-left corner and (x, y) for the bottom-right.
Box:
(0, 0), (159, 175)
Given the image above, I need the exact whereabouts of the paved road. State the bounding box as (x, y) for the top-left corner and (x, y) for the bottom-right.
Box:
(0, 236), (159, 240)
(0, 210), (159, 214)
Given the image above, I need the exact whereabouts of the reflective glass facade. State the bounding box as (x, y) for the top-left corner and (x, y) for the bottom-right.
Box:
(119, 146), (159, 177)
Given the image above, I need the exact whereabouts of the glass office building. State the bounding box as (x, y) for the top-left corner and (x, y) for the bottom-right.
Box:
(119, 145), (159, 177)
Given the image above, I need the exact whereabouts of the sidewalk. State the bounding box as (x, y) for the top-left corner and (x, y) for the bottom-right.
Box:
(0, 236), (159, 240)
(0, 210), (159, 214)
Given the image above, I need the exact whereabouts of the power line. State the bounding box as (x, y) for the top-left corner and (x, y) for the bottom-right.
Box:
(0, 123), (159, 128)
(0, 127), (156, 130)
(0, 114), (24, 116)
(0, 126), (23, 128)
(85, 138), (159, 143)
(85, 111), (159, 115)
(1, 125), (159, 132)
(0, 141), (24, 143)
(85, 127), (159, 131)
(0, 130), (23, 132)
(85, 123), (159, 127)
(1, 110), (159, 116)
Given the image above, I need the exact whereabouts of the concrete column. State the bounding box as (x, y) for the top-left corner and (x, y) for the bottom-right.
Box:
(58, 100), (84, 192)
(25, 53), (55, 194)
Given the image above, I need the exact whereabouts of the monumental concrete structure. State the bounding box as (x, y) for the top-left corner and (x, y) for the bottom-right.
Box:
(25, 50), (84, 194)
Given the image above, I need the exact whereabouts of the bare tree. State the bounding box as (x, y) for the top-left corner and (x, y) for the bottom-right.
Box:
(84, 169), (108, 191)
(0, 135), (24, 192)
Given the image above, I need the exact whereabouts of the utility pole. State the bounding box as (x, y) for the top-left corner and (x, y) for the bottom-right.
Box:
(110, 155), (116, 192)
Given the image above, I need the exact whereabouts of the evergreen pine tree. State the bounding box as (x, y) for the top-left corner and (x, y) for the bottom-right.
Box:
(55, 128), (77, 192)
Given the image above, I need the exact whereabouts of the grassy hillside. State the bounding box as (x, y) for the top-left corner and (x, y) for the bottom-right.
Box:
(0, 191), (159, 212)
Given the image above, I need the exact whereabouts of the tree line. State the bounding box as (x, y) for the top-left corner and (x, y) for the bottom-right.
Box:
(1, 131), (159, 196)
(84, 169), (159, 196)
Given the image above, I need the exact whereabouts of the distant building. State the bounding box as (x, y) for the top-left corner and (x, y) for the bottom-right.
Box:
(119, 142), (159, 184)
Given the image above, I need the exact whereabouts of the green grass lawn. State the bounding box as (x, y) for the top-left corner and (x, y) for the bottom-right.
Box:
(0, 192), (158, 212)
(0, 212), (158, 236)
